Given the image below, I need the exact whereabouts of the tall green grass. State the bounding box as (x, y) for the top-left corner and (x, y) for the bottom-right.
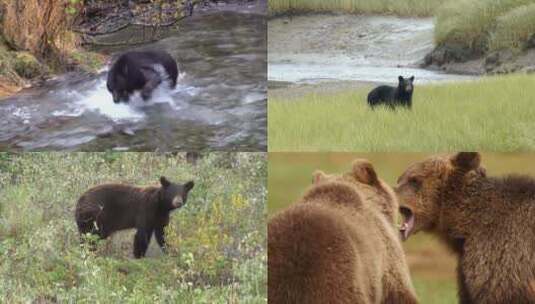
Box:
(268, 74), (535, 152)
(435, 0), (535, 54)
(268, 0), (446, 17)
(489, 3), (535, 52)
(0, 153), (267, 303)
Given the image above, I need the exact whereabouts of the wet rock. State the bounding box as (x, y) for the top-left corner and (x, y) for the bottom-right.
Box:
(96, 125), (114, 138)
(527, 34), (535, 49)
(485, 52), (500, 65)
(485, 50), (514, 73)
(424, 44), (474, 66)
(13, 52), (44, 79)
(521, 66), (535, 74)
(120, 127), (136, 136)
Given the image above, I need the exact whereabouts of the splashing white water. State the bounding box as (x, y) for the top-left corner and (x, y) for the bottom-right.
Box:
(52, 70), (197, 123)
(53, 79), (145, 122)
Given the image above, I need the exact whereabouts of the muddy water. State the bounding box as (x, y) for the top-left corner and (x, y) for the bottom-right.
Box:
(0, 11), (266, 151)
(268, 15), (474, 84)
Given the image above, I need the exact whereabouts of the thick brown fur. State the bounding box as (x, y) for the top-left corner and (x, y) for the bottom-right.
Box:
(396, 152), (535, 304)
(75, 177), (194, 258)
(269, 159), (418, 304)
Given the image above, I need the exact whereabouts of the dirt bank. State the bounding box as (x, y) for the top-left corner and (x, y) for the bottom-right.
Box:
(268, 14), (475, 86)
(424, 46), (535, 75)
(269, 13), (534, 82)
(269, 14), (434, 68)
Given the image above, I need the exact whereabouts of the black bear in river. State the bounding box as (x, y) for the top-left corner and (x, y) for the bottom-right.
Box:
(367, 76), (415, 109)
(75, 176), (194, 258)
(106, 50), (179, 103)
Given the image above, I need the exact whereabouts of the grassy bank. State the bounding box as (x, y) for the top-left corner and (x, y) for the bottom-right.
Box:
(0, 0), (105, 99)
(268, 152), (535, 303)
(268, 74), (535, 152)
(0, 35), (105, 99)
(435, 0), (535, 55)
(268, 0), (446, 17)
(0, 153), (267, 303)
(269, 0), (535, 62)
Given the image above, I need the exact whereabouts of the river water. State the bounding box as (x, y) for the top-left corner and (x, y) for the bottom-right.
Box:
(268, 14), (474, 84)
(0, 11), (266, 151)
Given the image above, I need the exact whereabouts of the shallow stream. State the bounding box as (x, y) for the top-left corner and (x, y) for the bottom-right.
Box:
(1, 11), (266, 151)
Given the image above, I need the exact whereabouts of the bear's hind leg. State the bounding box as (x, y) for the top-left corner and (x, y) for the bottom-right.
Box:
(133, 228), (153, 258)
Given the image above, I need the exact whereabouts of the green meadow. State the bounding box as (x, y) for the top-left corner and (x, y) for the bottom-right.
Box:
(267, 152), (535, 303)
(0, 153), (267, 303)
(268, 74), (535, 152)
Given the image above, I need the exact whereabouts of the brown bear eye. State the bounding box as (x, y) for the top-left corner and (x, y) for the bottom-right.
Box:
(408, 177), (421, 189)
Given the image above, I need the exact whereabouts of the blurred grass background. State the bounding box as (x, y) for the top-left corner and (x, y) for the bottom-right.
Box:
(268, 152), (535, 303)
(268, 74), (535, 152)
(0, 152), (267, 303)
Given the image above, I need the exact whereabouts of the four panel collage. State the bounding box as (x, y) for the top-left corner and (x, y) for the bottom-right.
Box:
(1, 0), (534, 303)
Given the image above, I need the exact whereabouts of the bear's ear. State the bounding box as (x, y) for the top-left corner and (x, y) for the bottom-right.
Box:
(184, 180), (194, 192)
(160, 176), (171, 188)
(409, 76), (414, 82)
(351, 159), (379, 185)
(451, 152), (481, 171)
(312, 170), (328, 184)
(398, 75), (404, 82)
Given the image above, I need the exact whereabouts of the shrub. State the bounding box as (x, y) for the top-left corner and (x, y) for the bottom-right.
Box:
(435, 0), (534, 55)
(489, 3), (535, 52)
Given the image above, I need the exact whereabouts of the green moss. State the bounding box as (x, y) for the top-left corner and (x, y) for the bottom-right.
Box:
(13, 51), (44, 79)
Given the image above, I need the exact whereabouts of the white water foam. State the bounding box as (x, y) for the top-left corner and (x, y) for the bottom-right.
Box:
(13, 106), (32, 124)
(53, 79), (145, 122)
(53, 70), (197, 123)
(242, 92), (266, 104)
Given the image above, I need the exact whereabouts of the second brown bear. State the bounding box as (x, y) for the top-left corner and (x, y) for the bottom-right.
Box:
(268, 159), (418, 304)
(397, 152), (535, 303)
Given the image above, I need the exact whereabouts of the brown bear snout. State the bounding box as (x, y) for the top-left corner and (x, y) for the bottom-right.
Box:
(171, 195), (184, 208)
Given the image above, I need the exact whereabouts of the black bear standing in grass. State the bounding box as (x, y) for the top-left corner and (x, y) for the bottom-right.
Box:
(107, 50), (179, 103)
(367, 76), (415, 109)
(75, 177), (194, 258)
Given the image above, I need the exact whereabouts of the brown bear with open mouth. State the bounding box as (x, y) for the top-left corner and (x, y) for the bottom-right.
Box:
(269, 159), (418, 304)
(396, 152), (535, 304)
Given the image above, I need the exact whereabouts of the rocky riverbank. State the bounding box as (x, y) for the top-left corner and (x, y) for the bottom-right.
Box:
(423, 44), (535, 75)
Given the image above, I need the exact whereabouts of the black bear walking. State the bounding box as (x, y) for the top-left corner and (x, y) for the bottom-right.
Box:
(107, 50), (179, 103)
(75, 176), (194, 258)
(367, 76), (415, 109)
